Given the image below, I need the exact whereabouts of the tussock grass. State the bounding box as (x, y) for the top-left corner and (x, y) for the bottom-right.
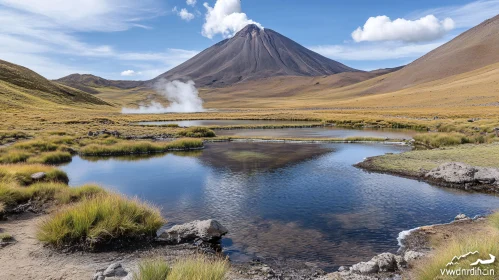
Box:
(27, 151), (72, 164)
(37, 193), (164, 248)
(0, 150), (30, 163)
(176, 127), (216, 138)
(488, 212), (499, 230)
(415, 230), (499, 280)
(133, 255), (229, 280)
(0, 233), (13, 241)
(0, 164), (68, 185)
(413, 132), (488, 148)
(0, 202), (5, 213)
(13, 139), (59, 152)
(80, 138), (203, 156)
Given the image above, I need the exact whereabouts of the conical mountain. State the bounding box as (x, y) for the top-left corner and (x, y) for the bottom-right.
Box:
(153, 24), (358, 87)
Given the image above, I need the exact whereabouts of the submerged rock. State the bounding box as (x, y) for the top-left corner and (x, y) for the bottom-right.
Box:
(158, 219), (228, 244)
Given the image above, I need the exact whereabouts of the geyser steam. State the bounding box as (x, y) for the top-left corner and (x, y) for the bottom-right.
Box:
(122, 80), (205, 114)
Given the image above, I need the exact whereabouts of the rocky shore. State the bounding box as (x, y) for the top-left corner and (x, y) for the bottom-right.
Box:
(357, 160), (499, 193)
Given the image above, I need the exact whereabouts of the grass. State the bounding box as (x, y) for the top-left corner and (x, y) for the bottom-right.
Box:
(0, 164), (68, 185)
(37, 193), (164, 248)
(27, 151), (72, 164)
(176, 127), (216, 138)
(357, 143), (499, 176)
(133, 255), (229, 280)
(414, 220), (499, 280)
(413, 132), (489, 148)
(80, 138), (203, 156)
(0, 233), (13, 242)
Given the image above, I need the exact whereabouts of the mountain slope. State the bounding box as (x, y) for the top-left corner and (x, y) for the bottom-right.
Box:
(0, 60), (110, 110)
(154, 24), (358, 87)
(55, 74), (145, 94)
(366, 14), (499, 94)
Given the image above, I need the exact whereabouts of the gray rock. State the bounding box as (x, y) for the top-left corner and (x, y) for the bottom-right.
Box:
(455, 214), (468, 220)
(350, 260), (379, 274)
(158, 219), (228, 244)
(92, 271), (104, 280)
(338, 266), (349, 272)
(426, 162), (499, 186)
(426, 162), (476, 184)
(31, 172), (46, 180)
(371, 253), (398, 272)
(404, 250), (425, 262)
(103, 263), (127, 277)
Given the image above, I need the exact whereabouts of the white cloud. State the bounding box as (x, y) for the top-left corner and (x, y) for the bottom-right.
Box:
(187, 0), (197, 7)
(309, 41), (447, 61)
(414, 0), (499, 29)
(352, 15), (455, 43)
(121, 70), (142, 76)
(202, 0), (262, 39)
(173, 6), (195, 22)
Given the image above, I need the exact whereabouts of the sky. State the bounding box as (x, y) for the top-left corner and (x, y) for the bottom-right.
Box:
(1, 0), (498, 80)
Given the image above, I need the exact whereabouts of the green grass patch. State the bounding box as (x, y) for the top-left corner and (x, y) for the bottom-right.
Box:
(133, 255), (229, 280)
(413, 132), (488, 148)
(27, 151), (72, 164)
(37, 194), (164, 248)
(0, 150), (30, 163)
(80, 138), (203, 156)
(0, 164), (68, 185)
(0, 233), (13, 242)
(176, 127), (216, 138)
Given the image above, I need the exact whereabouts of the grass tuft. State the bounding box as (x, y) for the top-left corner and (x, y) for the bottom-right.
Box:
(27, 151), (72, 164)
(0, 233), (13, 242)
(414, 132), (487, 148)
(133, 255), (229, 280)
(80, 138), (203, 156)
(177, 127), (216, 138)
(37, 193), (164, 248)
(0, 164), (69, 185)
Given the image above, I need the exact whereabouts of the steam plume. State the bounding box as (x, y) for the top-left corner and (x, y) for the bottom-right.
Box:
(122, 80), (205, 114)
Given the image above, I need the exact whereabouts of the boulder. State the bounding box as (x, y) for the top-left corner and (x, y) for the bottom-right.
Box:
(425, 162), (476, 184)
(371, 253), (398, 272)
(158, 219), (228, 244)
(31, 172), (46, 180)
(350, 260), (379, 274)
(103, 263), (128, 278)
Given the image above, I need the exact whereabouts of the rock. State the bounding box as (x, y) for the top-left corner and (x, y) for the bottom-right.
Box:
(371, 253), (398, 272)
(404, 250), (425, 262)
(426, 162), (499, 187)
(31, 172), (46, 180)
(426, 162), (476, 184)
(92, 271), (104, 280)
(454, 214), (468, 220)
(158, 219), (228, 244)
(338, 266), (349, 272)
(350, 260), (379, 274)
(88, 131), (94, 137)
(103, 263), (127, 277)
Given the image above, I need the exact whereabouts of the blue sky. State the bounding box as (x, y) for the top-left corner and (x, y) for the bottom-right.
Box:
(1, 0), (498, 80)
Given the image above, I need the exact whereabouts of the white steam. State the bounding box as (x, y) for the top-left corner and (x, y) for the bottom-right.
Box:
(121, 80), (205, 114)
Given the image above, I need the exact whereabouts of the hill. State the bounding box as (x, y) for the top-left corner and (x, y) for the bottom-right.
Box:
(55, 74), (145, 94)
(365, 14), (499, 94)
(153, 24), (358, 87)
(0, 60), (110, 110)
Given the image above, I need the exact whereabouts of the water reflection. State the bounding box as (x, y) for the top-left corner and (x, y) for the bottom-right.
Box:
(61, 142), (499, 271)
(137, 120), (320, 127)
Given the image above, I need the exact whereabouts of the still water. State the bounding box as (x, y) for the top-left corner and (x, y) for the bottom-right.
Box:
(137, 119), (320, 127)
(61, 142), (499, 270)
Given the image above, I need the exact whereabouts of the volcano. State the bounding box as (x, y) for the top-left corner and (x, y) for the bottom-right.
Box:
(153, 24), (358, 87)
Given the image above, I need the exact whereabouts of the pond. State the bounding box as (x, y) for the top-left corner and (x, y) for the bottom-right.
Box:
(61, 142), (499, 271)
(136, 119), (320, 127)
(216, 127), (418, 139)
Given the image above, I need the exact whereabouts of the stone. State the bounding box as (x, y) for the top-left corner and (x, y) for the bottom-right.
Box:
(92, 271), (104, 280)
(404, 250), (425, 262)
(158, 219), (228, 244)
(103, 263), (127, 277)
(88, 131), (94, 137)
(350, 260), (379, 274)
(474, 167), (499, 185)
(425, 162), (476, 184)
(338, 266), (349, 272)
(455, 214), (468, 220)
(371, 253), (397, 272)
(31, 172), (46, 180)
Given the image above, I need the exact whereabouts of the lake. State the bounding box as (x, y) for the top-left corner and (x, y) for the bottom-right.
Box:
(136, 119), (320, 127)
(61, 142), (499, 270)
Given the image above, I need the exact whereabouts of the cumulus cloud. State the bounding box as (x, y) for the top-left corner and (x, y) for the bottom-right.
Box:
(173, 6), (195, 22)
(186, 0), (197, 6)
(352, 15), (455, 43)
(202, 0), (262, 39)
(121, 70), (142, 76)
